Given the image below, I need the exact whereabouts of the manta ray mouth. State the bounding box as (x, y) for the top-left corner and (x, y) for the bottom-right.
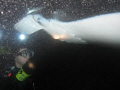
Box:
(14, 15), (44, 34)
(32, 15), (43, 26)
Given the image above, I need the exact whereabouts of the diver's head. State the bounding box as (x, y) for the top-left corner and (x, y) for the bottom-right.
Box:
(15, 48), (34, 68)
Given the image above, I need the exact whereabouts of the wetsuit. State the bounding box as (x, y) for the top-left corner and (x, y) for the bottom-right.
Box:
(0, 60), (32, 90)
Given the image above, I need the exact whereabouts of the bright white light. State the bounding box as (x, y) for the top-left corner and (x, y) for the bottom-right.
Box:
(19, 34), (26, 40)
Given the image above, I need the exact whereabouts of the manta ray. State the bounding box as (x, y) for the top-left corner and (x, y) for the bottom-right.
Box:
(14, 8), (120, 47)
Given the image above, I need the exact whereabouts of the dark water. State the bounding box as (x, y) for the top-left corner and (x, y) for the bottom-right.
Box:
(30, 31), (120, 90)
(0, 0), (120, 89)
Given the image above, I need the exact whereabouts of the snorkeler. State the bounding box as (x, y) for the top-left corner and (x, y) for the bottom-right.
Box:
(1, 48), (35, 90)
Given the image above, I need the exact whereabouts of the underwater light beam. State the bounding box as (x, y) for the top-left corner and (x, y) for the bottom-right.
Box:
(14, 11), (120, 47)
(19, 34), (26, 40)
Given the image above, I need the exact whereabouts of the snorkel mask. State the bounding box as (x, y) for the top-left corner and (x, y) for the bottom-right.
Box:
(16, 49), (34, 59)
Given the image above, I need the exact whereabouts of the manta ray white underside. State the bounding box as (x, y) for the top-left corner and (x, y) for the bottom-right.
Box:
(14, 12), (120, 47)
